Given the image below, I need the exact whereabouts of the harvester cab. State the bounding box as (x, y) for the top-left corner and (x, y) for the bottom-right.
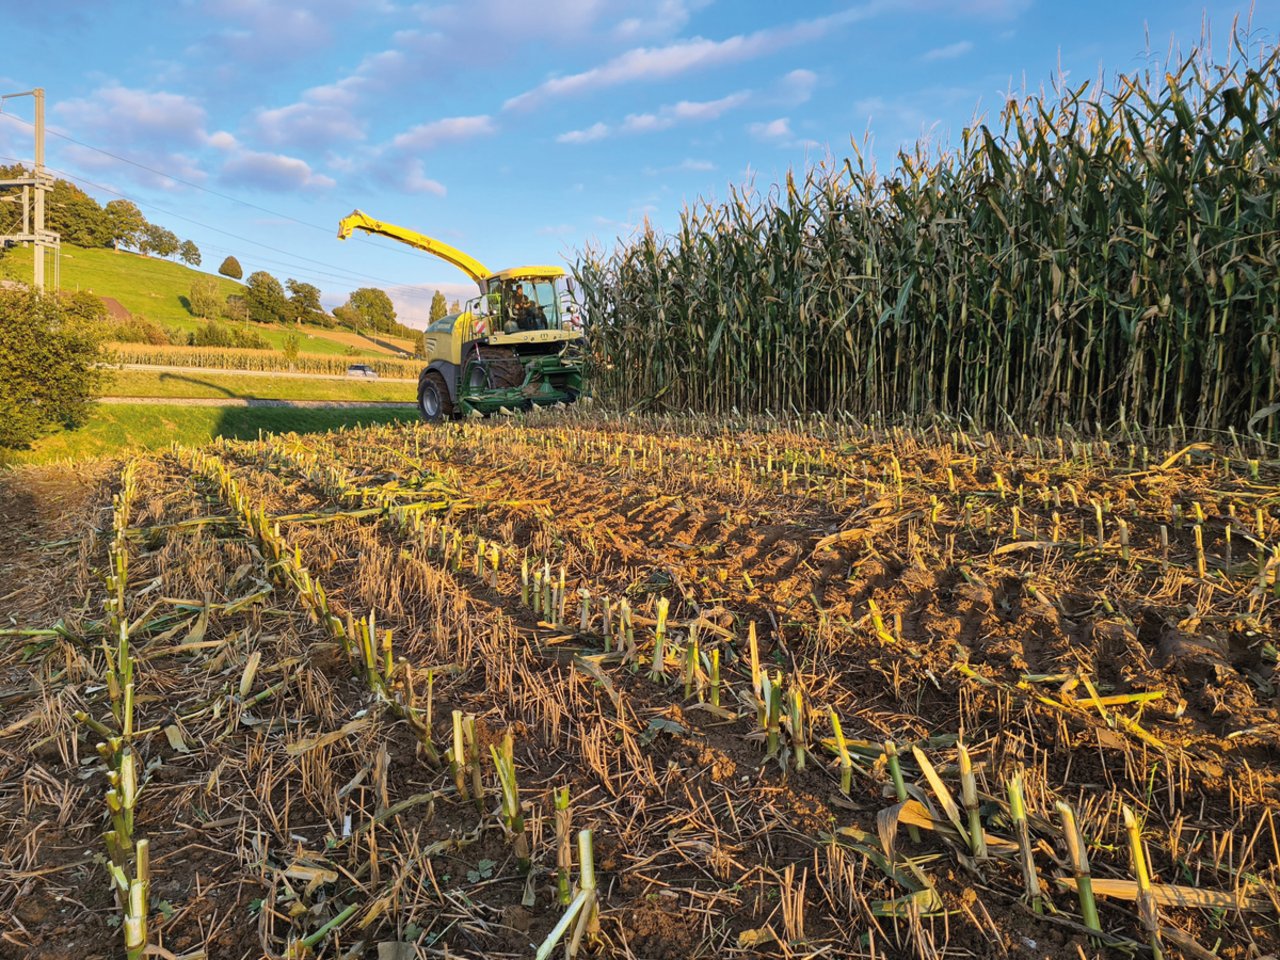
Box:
(337, 210), (585, 422)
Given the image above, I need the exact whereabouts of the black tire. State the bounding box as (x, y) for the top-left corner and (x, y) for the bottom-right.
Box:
(418, 370), (453, 423)
(464, 345), (527, 391)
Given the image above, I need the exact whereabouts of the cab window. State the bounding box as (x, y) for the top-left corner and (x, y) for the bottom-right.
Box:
(500, 278), (562, 332)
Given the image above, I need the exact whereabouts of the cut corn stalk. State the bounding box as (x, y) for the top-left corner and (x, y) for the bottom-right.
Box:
(1057, 801), (1101, 934)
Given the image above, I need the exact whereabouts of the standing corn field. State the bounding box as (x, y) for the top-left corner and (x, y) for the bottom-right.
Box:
(574, 36), (1280, 435)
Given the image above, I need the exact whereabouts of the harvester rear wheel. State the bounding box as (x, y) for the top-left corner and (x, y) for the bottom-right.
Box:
(418, 370), (453, 423)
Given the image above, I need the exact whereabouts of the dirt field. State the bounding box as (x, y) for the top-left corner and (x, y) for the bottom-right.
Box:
(1, 414), (1277, 959)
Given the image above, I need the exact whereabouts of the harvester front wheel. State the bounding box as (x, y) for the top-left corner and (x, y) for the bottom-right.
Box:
(418, 370), (453, 423)
(464, 345), (526, 391)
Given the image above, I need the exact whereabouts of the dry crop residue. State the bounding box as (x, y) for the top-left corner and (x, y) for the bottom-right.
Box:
(1, 414), (1277, 959)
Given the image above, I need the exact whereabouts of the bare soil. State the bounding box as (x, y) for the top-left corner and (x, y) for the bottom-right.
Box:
(1, 416), (1276, 959)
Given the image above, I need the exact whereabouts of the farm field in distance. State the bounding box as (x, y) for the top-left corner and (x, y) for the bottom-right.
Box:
(106, 368), (414, 403)
(2, 412), (1276, 959)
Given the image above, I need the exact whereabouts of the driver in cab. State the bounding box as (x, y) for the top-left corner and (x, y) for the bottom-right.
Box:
(510, 283), (542, 331)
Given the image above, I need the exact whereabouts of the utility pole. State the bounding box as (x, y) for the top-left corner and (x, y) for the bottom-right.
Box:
(32, 88), (45, 290)
(0, 87), (56, 291)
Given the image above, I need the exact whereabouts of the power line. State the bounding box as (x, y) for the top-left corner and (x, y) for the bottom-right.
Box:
(0, 110), (432, 264)
(1, 153), (446, 310)
(0, 153), (440, 295)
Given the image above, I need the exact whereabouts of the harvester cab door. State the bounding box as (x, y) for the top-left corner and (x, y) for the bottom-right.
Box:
(499, 280), (538, 333)
(528, 279), (562, 330)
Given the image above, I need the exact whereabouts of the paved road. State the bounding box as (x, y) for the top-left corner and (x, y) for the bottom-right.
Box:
(113, 363), (419, 384)
(98, 397), (418, 409)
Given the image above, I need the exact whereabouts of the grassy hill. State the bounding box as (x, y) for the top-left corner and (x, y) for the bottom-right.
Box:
(0, 244), (417, 359)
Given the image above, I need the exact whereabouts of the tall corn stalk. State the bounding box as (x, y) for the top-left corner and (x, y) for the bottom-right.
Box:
(574, 34), (1280, 437)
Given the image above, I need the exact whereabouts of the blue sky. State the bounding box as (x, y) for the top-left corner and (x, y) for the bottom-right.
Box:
(0, 0), (1275, 324)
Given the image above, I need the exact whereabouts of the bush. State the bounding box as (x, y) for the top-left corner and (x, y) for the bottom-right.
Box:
(0, 288), (108, 449)
(223, 295), (249, 324)
(189, 320), (270, 350)
(112, 316), (177, 345)
(218, 256), (243, 280)
(189, 278), (223, 319)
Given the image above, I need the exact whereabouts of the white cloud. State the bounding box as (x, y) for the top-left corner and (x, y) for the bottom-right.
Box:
(251, 101), (365, 148)
(643, 157), (716, 174)
(399, 160), (448, 196)
(561, 91), (748, 143)
(221, 150), (335, 191)
(921, 40), (973, 61)
(621, 113), (670, 133)
(55, 85), (210, 149)
(778, 68), (817, 104)
(504, 3), (887, 110)
(670, 91), (750, 120)
(390, 115), (496, 151)
(198, 0), (379, 62)
(329, 113), (491, 199)
(44, 84), (233, 189)
(748, 117), (793, 141)
(247, 47), (415, 153)
(557, 122), (610, 143)
(305, 49), (407, 106)
(613, 0), (709, 41)
(205, 130), (239, 150)
(745, 117), (820, 150)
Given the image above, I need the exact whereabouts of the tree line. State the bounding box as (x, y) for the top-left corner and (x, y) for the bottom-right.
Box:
(0, 164), (201, 266)
(189, 267), (420, 343)
(0, 166), (448, 349)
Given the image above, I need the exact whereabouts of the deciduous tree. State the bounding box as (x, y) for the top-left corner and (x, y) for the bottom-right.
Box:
(46, 180), (110, 247)
(104, 199), (146, 252)
(285, 279), (324, 325)
(345, 287), (397, 333)
(139, 223), (180, 258)
(332, 303), (361, 331)
(244, 271), (288, 324)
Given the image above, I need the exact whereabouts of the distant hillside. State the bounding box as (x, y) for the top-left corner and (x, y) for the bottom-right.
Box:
(0, 245), (416, 359)
(0, 244), (240, 329)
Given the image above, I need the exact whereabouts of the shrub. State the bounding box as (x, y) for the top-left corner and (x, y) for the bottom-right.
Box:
(218, 256), (243, 280)
(189, 320), (270, 350)
(282, 333), (300, 366)
(223, 295), (249, 324)
(112, 316), (176, 345)
(189, 277), (223, 319)
(0, 288), (109, 449)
